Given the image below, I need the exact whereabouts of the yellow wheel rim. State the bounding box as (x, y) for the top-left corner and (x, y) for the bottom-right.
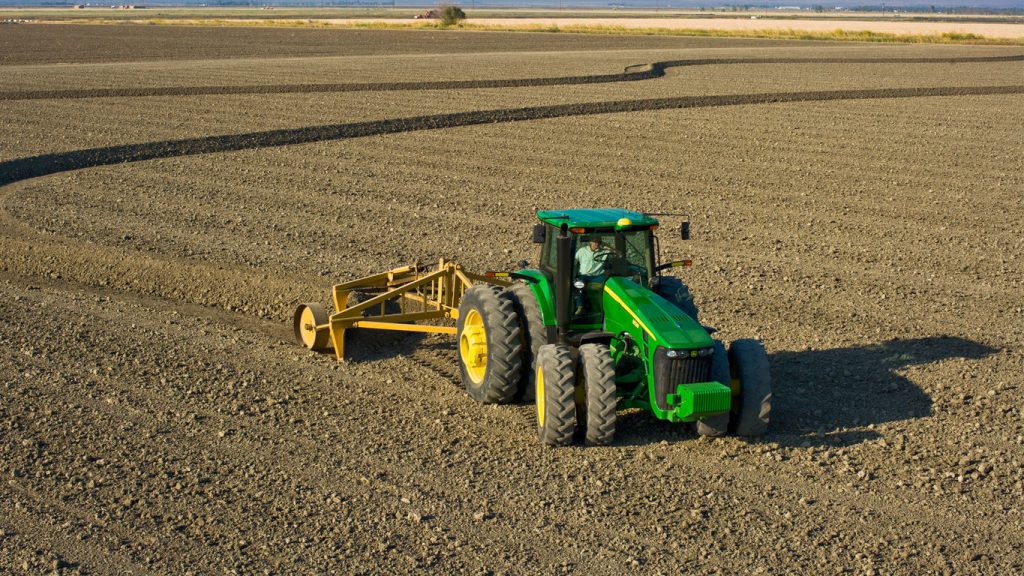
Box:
(536, 366), (545, 427)
(459, 309), (487, 385)
(299, 306), (319, 349)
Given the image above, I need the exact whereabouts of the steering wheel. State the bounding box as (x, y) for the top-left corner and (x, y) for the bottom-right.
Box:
(601, 253), (632, 276)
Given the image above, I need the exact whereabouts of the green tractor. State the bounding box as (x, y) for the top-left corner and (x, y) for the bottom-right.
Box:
(457, 208), (771, 446)
(294, 208), (771, 447)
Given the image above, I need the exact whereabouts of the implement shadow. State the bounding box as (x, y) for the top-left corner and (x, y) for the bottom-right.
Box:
(318, 331), (432, 364)
(615, 336), (997, 448)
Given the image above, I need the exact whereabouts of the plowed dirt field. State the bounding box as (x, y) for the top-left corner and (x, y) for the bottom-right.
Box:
(2, 24), (1023, 575)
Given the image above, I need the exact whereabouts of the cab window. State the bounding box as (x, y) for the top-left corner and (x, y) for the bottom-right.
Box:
(540, 225), (558, 273)
(573, 230), (652, 284)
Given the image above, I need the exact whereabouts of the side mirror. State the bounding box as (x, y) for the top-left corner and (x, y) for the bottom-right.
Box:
(532, 224), (546, 244)
(680, 221), (690, 241)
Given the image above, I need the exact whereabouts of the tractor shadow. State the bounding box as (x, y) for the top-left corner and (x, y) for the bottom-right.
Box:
(615, 336), (997, 448)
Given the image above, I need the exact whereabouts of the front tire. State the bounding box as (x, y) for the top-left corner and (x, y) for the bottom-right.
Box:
(457, 285), (523, 405)
(535, 344), (576, 446)
(576, 344), (617, 446)
(729, 339), (772, 437)
(696, 339), (730, 438)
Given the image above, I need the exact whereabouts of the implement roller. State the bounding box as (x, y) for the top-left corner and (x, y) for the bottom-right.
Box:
(294, 209), (771, 446)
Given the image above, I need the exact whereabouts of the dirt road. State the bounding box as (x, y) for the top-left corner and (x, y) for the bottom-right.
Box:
(2, 25), (1023, 574)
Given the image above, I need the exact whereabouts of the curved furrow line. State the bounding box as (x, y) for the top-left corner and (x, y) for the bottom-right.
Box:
(0, 66), (662, 101)
(1, 54), (1020, 101)
(1, 84), (1022, 188)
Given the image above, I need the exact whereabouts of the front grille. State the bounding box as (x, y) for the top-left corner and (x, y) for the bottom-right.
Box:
(653, 347), (713, 411)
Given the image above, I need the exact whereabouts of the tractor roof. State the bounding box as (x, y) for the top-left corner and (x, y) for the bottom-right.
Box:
(535, 208), (659, 230)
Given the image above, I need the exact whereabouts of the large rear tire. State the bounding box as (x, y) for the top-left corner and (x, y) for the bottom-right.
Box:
(535, 344), (576, 447)
(656, 275), (699, 322)
(505, 283), (549, 402)
(576, 344), (617, 446)
(457, 285), (523, 405)
(696, 339), (731, 438)
(729, 339), (772, 437)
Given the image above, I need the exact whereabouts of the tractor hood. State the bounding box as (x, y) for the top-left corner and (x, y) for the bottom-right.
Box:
(602, 277), (713, 350)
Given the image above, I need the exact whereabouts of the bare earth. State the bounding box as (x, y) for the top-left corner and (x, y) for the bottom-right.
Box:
(1, 24), (1024, 575)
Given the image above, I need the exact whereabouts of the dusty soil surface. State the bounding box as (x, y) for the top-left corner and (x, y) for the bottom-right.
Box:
(2, 24), (1023, 575)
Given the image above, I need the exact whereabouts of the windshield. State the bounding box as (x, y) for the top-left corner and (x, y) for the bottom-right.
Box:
(573, 230), (652, 283)
(537, 228), (653, 325)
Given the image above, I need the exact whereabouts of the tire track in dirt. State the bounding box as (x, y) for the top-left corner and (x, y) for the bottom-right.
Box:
(1, 84), (1021, 188)
(1, 54), (1020, 101)
(408, 347), (461, 387)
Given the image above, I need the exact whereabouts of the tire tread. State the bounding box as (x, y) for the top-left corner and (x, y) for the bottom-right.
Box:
(536, 344), (576, 446)
(577, 343), (617, 446)
(505, 283), (548, 402)
(457, 284), (523, 405)
(729, 338), (772, 437)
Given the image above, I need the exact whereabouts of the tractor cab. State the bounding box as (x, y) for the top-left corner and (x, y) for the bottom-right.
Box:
(533, 209), (659, 326)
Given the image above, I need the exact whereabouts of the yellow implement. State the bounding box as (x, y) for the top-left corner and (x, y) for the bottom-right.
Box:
(293, 258), (510, 361)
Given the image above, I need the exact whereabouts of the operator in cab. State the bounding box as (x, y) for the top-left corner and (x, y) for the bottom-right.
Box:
(575, 236), (611, 278)
(574, 236), (612, 314)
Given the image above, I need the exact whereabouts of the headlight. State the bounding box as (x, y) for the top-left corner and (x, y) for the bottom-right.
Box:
(666, 347), (714, 358)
